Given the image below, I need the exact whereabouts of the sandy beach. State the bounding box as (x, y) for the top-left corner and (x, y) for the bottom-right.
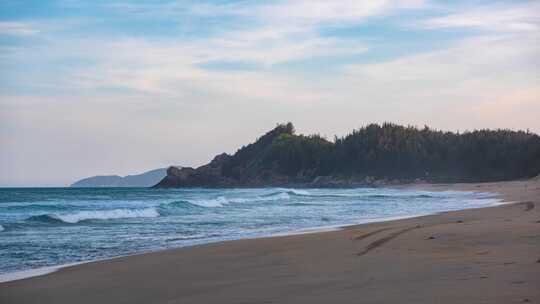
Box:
(1, 179), (539, 304)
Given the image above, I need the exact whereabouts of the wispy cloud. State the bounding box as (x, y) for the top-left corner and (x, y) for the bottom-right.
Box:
(194, 0), (425, 25)
(341, 32), (539, 130)
(96, 0), (424, 67)
(0, 22), (39, 36)
(420, 2), (540, 32)
(1, 0), (539, 185)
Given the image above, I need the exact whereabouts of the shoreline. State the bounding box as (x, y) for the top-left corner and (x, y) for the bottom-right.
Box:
(1, 179), (538, 303)
(0, 190), (507, 283)
(0, 212), (443, 283)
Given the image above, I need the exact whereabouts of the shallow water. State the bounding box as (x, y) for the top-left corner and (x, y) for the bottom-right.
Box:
(0, 187), (501, 275)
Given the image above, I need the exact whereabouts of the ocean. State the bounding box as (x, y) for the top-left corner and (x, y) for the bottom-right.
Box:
(0, 187), (502, 278)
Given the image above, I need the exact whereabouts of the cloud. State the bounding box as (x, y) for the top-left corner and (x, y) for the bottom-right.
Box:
(340, 32), (539, 131)
(1, 0), (539, 186)
(195, 0), (425, 25)
(0, 22), (39, 36)
(345, 34), (538, 84)
(96, 0), (422, 67)
(420, 2), (540, 32)
(106, 0), (426, 25)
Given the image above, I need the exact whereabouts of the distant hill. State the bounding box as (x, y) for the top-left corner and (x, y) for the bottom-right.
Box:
(71, 168), (167, 187)
(155, 122), (540, 188)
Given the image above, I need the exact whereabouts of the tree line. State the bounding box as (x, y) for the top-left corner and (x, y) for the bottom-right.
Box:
(221, 122), (540, 183)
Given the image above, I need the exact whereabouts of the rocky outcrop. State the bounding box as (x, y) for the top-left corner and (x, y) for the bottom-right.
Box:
(155, 154), (236, 187)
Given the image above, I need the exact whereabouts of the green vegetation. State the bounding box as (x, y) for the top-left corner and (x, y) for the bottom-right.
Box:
(222, 122), (540, 183)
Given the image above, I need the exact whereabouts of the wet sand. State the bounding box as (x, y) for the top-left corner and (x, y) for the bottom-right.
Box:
(1, 179), (539, 303)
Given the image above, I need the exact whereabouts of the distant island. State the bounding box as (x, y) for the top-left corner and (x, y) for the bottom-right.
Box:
(72, 168), (167, 187)
(154, 122), (540, 188)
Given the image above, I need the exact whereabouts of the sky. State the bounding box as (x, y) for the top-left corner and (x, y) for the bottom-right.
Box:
(0, 0), (539, 186)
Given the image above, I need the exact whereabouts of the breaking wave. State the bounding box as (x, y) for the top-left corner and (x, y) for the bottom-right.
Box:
(176, 192), (292, 208)
(26, 208), (160, 224)
(277, 189), (439, 200)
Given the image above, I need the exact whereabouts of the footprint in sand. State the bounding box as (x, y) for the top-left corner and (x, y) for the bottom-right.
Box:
(357, 226), (420, 256)
(352, 228), (392, 241)
(523, 202), (534, 211)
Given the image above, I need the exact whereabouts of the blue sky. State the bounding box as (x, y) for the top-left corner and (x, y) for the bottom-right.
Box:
(0, 0), (539, 186)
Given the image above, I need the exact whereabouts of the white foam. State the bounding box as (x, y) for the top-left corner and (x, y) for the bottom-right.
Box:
(188, 197), (229, 208)
(0, 261), (87, 283)
(52, 208), (160, 223)
(287, 189), (310, 196)
(188, 192), (291, 207)
(0, 266), (58, 283)
(238, 192), (290, 202)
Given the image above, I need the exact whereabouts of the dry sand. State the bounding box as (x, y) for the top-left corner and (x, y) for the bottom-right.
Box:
(1, 180), (539, 303)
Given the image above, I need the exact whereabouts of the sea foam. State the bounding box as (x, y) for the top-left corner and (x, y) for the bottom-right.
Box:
(44, 208), (160, 224)
(185, 192), (291, 208)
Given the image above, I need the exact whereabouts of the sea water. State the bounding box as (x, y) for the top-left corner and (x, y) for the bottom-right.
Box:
(0, 187), (502, 278)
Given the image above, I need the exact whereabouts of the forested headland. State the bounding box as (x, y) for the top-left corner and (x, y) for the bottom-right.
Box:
(155, 123), (540, 188)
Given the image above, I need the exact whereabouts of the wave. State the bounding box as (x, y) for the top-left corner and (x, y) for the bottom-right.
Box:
(234, 192), (290, 202)
(159, 200), (203, 210)
(269, 189), (362, 199)
(26, 214), (66, 224)
(185, 197), (229, 208)
(283, 190), (437, 200)
(165, 233), (210, 242)
(285, 189), (311, 196)
(364, 194), (434, 199)
(26, 208), (160, 224)
(4, 204), (70, 211)
(172, 192), (292, 208)
(286, 202), (323, 206)
(265, 189), (309, 197)
(0, 225), (3, 232)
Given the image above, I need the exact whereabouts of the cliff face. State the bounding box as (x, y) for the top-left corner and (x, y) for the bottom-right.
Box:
(155, 154), (300, 188)
(154, 123), (315, 188)
(156, 154), (237, 187)
(153, 122), (540, 188)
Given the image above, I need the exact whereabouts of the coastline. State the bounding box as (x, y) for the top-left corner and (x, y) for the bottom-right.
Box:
(1, 179), (538, 303)
(0, 189), (505, 283)
(0, 212), (447, 284)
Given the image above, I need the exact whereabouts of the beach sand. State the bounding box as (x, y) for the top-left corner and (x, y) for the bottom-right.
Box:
(1, 180), (539, 303)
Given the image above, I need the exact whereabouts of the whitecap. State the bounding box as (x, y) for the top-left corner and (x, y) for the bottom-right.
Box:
(260, 192), (290, 201)
(187, 197), (228, 208)
(288, 189), (310, 196)
(232, 192), (290, 203)
(51, 208), (160, 224)
(185, 192), (291, 208)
